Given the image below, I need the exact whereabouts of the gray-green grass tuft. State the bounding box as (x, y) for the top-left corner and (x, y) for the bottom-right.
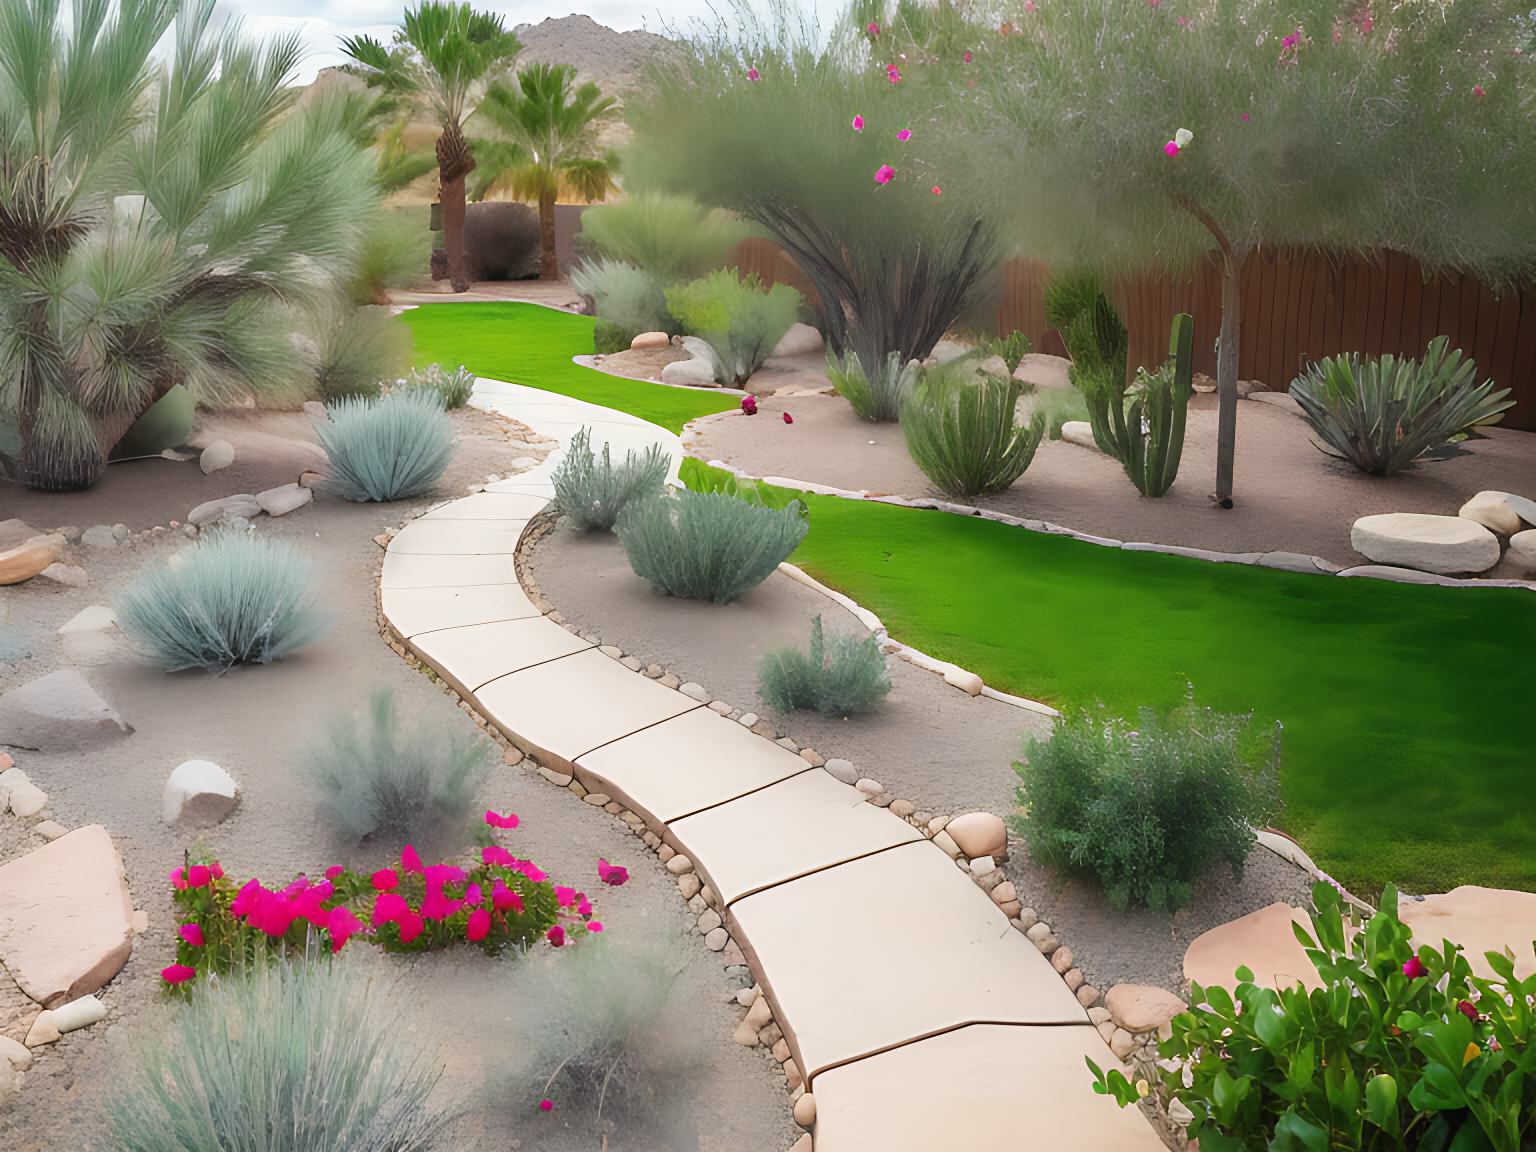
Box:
(552, 426), (670, 532)
(758, 615), (891, 717)
(313, 389), (454, 502)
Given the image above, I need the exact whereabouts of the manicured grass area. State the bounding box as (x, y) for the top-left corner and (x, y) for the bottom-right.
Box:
(400, 302), (736, 433)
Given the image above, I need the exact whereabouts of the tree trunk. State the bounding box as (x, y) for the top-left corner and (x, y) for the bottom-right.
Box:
(1214, 252), (1241, 507)
(538, 188), (558, 280)
(435, 124), (476, 293)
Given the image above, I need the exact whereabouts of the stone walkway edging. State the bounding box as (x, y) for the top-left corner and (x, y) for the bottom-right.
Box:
(683, 409), (1536, 593)
(571, 353), (750, 397)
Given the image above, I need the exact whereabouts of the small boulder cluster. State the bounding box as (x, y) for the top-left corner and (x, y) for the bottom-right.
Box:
(1352, 489), (1536, 578)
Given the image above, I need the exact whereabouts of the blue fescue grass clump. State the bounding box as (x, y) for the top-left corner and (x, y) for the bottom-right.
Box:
(111, 961), (444, 1152)
(552, 426), (670, 532)
(116, 530), (328, 673)
(758, 615), (891, 717)
(314, 389), (454, 502)
(616, 489), (807, 604)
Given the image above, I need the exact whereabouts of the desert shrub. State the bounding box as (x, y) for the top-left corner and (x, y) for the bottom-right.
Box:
(980, 329), (1033, 377)
(552, 426), (669, 532)
(828, 348), (919, 423)
(1012, 696), (1279, 911)
(464, 200), (541, 281)
(117, 531), (328, 673)
(616, 490), (807, 604)
(401, 363), (474, 410)
(569, 258), (673, 349)
(304, 690), (490, 847)
(313, 390), (454, 502)
(902, 361), (1045, 497)
(519, 938), (702, 1135)
(350, 210), (432, 304)
(758, 615), (890, 717)
(579, 194), (751, 280)
(114, 962), (443, 1152)
(1289, 337), (1515, 476)
(308, 303), (412, 402)
(1091, 880), (1536, 1152)
(665, 269), (800, 386)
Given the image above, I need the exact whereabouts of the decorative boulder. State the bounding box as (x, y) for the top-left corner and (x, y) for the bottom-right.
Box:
(80, 525), (118, 549)
(256, 483), (313, 517)
(0, 543), (59, 586)
(0, 826), (135, 1008)
(1458, 491), (1524, 536)
(771, 323), (825, 359)
(1059, 421), (1099, 451)
(0, 669), (132, 752)
(1398, 886), (1536, 981)
(944, 812), (1007, 861)
(57, 606), (122, 666)
(629, 331), (671, 351)
(1349, 513), (1500, 575)
(661, 357), (718, 387)
(1507, 530), (1536, 572)
(162, 759), (241, 827)
(1104, 983), (1187, 1036)
(1184, 902), (1322, 992)
(199, 439), (235, 474)
(188, 494), (260, 526)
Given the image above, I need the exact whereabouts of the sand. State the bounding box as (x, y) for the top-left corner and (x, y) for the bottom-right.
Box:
(529, 525), (1314, 997)
(690, 388), (1536, 566)
(0, 410), (793, 1152)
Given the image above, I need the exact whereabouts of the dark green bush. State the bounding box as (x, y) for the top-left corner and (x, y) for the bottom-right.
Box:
(552, 426), (670, 532)
(1012, 696), (1280, 911)
(901, 361), (1045, 497)
(616, 489), (807, 604)
(759, 615), (891, 717)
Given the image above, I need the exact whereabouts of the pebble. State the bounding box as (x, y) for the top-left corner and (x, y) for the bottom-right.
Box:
(660, 673), (681, 689)
(793, 1092), (817, 1128)
(40, 563), (87, 587)
(732, 1019), (759, 1046)
(698, 909), (722, 935)
(1025, 921), (1055, 946)
(1051, 947), (1075, 974)
(737, 712), (759, 728)
(680, 682), (709, 702)
(1064, 968), (1085, 992)
(678, 874), (702, 900)
(1014, 907), (1038, 930)
(52, 995), (106, 1033)
(932, 830), (961, 858)
(745, 995), (774, 1029)
(824, 758), (857, 785)
(24, 1012), (60, 1047)
(665, 854), (694, 876)
(990, 881), (1018, 905)
(537, 766), (572, 787)
(736, 987), (758, 1008)
(598, 644), (622, 659)
(798, 749), (825, 767)
(0, 1035), (31, 1070)
(582, 792), (610, 806)
(1109, 1028), (1138, 1060)
(854, 777), (883, 797)
(80, 525), (118, 548)
(967, 854), (996, 877)
(704, 927), (729, 951)
(30, 821), (67, 841)
(1076, 984), (1102, 1008)
(619, 656), (642, 672)
(889, 799), (915, 818)
(707, 700), (732, 715)
(657, 844), (675, 863)
(503, 745), (525, 766)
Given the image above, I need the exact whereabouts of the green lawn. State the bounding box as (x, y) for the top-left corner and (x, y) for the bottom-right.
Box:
(403, 301), (1536, 895)
(401, 302), (736, 433)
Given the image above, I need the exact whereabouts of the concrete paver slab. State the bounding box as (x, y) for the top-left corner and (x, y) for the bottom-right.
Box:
(387, 519), (527, 555)
(381, 584), (540, 639)
(380, 553), (520, 589)
(421, 492), (549, 521)
(411, 617), (593, 695)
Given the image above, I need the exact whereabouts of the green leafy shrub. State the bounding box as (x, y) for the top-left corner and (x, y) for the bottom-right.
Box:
(520, 938), (703, 1137)
(401, 363), (474, 410)
(1011, 696), (1279, 911)
(552, 426), (669, 532)
(758, 615), (890, 717)
(113, 962), (443, 1152)
(313, 389), (454, 502)
(304, 690), (490, 847)
(349, 210), (432, 304)
(117, 531), (328, 673)
(308, 303), (413, 402)
(665, 269), (801, 386)
(569, 258), (673, 349)
(828, 348), (919, 423)
(901, 361), (1045, 497)
(616, 490), (808, 604)
(578, 194), (751, 279)
(1091, 880), (1536, 1152)
(1289, 337), (1515, 476)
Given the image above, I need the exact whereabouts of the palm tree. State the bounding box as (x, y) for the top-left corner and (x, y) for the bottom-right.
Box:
(475, 62), (619, 280)
(342, 3), (521, 292)
(0, 0), (376, 491)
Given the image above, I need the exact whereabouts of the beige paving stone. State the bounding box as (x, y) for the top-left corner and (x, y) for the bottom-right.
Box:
(575, 709), (811, 835)
(411, 618), (593, 695)
(1183, 902), (1322, 992)
(421, 492), (549, 521)
(812, 1024), (1165, 1151)
(474, 649), (701, 772)
(386, 519), (527, 556)
(730, 842), (1086, 1078)
(381, 583), (541, 639)
(380, 553), (520, 589)
(669, 769), (922, 905)
(1399, 885), (1536, 980)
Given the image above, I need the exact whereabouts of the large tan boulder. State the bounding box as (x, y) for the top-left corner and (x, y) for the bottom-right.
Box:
(1104, 983), (1187, 1035)
(944, 812), (1007, 861)
(629, 331), (670, 351)
(0, 543), (57, 586)
(1184, 902), (1322, 992)
(1458, 491), (1524, 536)
(1350, 513), (1500, 574)
(1506, 530), (1536, 573)
(771, 322), (824, 359)
(0, 825), (135, 1008)
(1398, 886), (1536, 980)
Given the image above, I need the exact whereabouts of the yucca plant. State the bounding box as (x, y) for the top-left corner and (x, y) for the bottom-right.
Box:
(902, 361), (1045, 497)
(552, 426), (670, 532)
(616, 490), (808, 604)
(111, 961), (444, 1152)
(828, 349), (919, 423)
(665, 269), (801, 386)
(313, 390), (455, 502)
(116, 531), (329, 673)
(1122, 313), (1194, 497)
(759, 615), (891, 717)
(1289, 337), (1514, 477)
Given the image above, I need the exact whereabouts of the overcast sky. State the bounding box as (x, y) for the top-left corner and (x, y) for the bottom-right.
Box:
(210, 1), (736, 83)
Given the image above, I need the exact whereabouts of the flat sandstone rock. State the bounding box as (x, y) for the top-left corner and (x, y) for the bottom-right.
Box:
(1350, 512), (1500, 575)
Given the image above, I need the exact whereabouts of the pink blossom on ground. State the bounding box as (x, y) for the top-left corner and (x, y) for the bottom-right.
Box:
(161, 964), (197, 985)
(875, 164), (896, 184)
(897, 128), (912, 142)
(887, 66), (902, 84)
(539, 1099), (554, 1113)
(598, 858), (628, 887)
(867, 21), (879, 37)
(964, 50), (973, 62)
(1163, 141), (1179, 156)
(932, 185), (942, 196)
(741, 395), (758, 415)
(783, 411), (794, 424)
(851, 114), (864, 132)
(1241, 113), (1251, 123)
(178, 923), (204, 947)
(1473, 85), (1485, 98)
(547, 924), (566, 948)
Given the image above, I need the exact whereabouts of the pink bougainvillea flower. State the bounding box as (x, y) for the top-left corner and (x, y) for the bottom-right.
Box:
(539, 1099), (554, 1113)
(466, 907), (492, 943)
(874, 164), (896, 185)
(741, 395), (758, 415)
(1473, 84), (1485, 99)
(210, 862), (224, 880)
(371, 868), (398, 891)
(327, 905), (365, 953)
(588, 920), (604, 933)
(1281, 34), (1297, 48)
(1403, 955), (1428, 979)
(886, 66), (902, 84)
(1241, 113), (1251, 123)
(179, 923), (204, 947)
(782, 411), (794, 424)
(519, 861), (547, 884)
(280, 876), (310, 899)
(555, 885), (578, 909)
(229, 878), (263, 918)
(324, 865), (344, 881)
(291, 881), (334, 928)
(187, 864), (212, 888)
(465, 883), (483, 906)
(1163, 140), (1179, 157)
(397, 911), (425, 944)
(547, 924), (566, 948)
(866, 21), (879, 37)
(931, 185), (942, 196)
(492, 879), (523, 914)
(577, 893), (593, 916)
(400, 845), (424, 873)
(964, 49), (973, 62)
(746, 67), (760, 81)
(851, 114), (864, 132)
(598, 858), (629, 887)
(170, 867), (188, 891)
(371, 891), (410, 927)
(484, 809), (519, 829)
(482, 844), (514, 868)
(896, 128), (912, 142)
(419, 886), (462, 922)
(161, 964), (197, 985)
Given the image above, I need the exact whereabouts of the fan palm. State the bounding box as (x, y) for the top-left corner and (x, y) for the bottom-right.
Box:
(0, 0), (376, 491)
(342, 2), (521, 292)
(476, 62), (619, 280)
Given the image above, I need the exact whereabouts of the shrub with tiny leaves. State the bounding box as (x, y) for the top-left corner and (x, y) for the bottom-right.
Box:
(552, 426), (670, 532)
(758, 615), (891, 717)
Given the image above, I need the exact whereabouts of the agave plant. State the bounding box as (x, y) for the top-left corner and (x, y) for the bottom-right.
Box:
(1289, 337), (1514, 476)
(902, 361), (1045, 497)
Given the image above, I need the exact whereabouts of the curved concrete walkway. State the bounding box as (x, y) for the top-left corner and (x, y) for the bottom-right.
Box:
(381, 375), (1161, 1151)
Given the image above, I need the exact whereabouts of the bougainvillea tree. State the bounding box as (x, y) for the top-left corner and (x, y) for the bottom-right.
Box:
(983, 0), (1536, 504)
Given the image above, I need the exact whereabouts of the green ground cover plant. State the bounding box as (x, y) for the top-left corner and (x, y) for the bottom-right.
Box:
(759, 615), (891, 717)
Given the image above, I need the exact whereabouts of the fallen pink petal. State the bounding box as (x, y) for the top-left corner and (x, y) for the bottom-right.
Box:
(897, 128), (912, 142)
(851, 114), (864, 132)
(875, 164), (896, 184)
